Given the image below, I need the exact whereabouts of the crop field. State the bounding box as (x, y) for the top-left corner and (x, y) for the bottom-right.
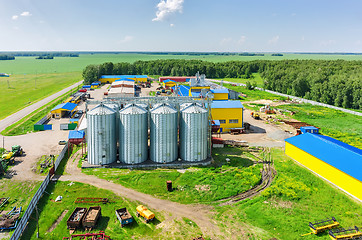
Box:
(2, 54), (362, 75)
(20, 181), (204, 240)
(83, 147), (262, 204)
(0, 72), (80, 120)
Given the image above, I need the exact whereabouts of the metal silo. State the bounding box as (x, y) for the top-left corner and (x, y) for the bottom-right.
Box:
(180, 103), (208, 162)
(119, 104), (148, 164)
(150, 103), (178, 163)
(87, 104), (117, 165)
(105, 103), (120, 144)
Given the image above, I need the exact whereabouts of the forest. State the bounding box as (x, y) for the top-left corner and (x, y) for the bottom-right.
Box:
(82, 59), (362, 109)
(0, 55), (15, 60)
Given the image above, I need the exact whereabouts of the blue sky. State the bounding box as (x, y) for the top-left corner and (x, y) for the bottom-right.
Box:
(1, 0), (362, 52)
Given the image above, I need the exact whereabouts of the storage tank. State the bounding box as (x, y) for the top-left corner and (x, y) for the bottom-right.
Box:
(105, 103), (120, 144)
(179, 103), (208, 161)
(119, 104), (148, 164)
(87, 104), (117, 165)
(150, 103), (178, 163)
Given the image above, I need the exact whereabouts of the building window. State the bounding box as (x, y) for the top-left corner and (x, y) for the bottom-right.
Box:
(229, 119), (238, 123)
(219, 120), (226, 124)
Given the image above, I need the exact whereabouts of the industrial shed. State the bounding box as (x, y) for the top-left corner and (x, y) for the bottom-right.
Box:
(285, 133), (362, 201)
(51, 103), (77, 118)
(211, 88), (229, 100)
(211, 101), (244, 132)
(163, 79), (177, 88)
(159, 76), (195, 82)
(173, 85), (190, 97)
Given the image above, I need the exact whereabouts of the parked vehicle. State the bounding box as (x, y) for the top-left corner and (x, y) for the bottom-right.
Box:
(136, 205), (155, 223)
(115, 208), (133, 227)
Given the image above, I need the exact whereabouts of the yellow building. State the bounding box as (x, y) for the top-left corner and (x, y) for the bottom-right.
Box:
(211, 100), (244, 132)
(162, 79), (177, 88)
(50, 102), (78, 118)
(210, 88), (229, 100)
(99, 75), (148, 83)
(285, 133), (362, 201)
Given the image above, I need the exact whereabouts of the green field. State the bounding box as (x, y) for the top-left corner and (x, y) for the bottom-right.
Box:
(20, 181), (205, 240)
(217, 73), (264, 87)
(2, 54), (362, 75)
(83, 147), (262, 204)
(0, 72), (80, 120)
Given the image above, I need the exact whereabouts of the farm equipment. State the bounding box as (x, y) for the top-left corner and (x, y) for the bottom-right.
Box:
(0, 206), (22, 230)
(62, 231), (111, 240)
(329, 226), (362, 240)
(11, 145), (24, 157)
(115, 207), (133, 227)
(67, 207), (87, 233)
(0, 198), (9, 210)
(301, 217), (340, 236)
(251, 112), (260, 120)
(136, 205), (155, 223)
(82, 206), (101, 230)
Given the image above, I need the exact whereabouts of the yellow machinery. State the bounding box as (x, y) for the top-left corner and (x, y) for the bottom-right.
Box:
(308, 217), (340, 235)
(329, 226), (362, 240)
(251, 112), (260, 119)
(136, 205), (155, 223)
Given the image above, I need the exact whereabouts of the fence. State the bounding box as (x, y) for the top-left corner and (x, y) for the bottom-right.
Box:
(10, 144), (69, 240)
(207, 79), (362, 117)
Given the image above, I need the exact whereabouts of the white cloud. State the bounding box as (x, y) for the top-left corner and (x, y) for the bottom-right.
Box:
(118, 36), (134, 44)
(20, 11), (32, 17)
(12, 15), (18, 20)
(268, 35), (279, 45)
(320, 39), (336, 46)
(238, 36), (246, 45)
(220, 37), (232, 45)
(152, 0), (184, 22)
(170, 23), (175, 27)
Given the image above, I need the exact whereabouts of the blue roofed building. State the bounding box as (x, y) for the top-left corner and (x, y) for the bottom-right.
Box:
(285, 133), (362, 201)
(99, 75), (148, 83)
(210, 100), (244, 132)
(50, 102), (78, 118)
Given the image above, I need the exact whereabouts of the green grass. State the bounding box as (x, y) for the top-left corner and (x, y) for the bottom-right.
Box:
(214, 148), (362, 240)
(1, 88), (78, 136)
(0, 72), (81, 120)
(277, 104), (362, 148)
(2, 54), (362, 75)
(224, 83), (287, 102)
(83, 147), (262, 204)
(217, 73), (264, 87)
(20, 181), (205, 240)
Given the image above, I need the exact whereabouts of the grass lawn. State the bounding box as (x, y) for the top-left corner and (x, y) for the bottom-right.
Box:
(0, 72), (81, 120)
(225, 83), (287, 102)
(277, 104), (362, 148)
(217, 73), (264, 87)
(1, 88), (78, 136)
(20, 181), (204, 240)
(214, 148), (362, 239)
(83, 147), (262, 204)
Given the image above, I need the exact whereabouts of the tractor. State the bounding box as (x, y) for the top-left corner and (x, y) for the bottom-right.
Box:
(11, 145), (23, 157)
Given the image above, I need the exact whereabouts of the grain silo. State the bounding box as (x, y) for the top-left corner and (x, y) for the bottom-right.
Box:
(179, 103), (208, 161)
(119, 104), (148, 164)
(150, 103), (178, 163)
(87, 104), (117, 165)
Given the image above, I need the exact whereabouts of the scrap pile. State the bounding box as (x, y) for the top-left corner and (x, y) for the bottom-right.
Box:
(0, 207), (22, 230)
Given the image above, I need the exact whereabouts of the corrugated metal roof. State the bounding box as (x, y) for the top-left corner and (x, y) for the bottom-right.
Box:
(120, 104), (147, 114)
(151, 104), (177, 114)
(51, 102), (78, 112)
(114, 78), (135, 82)
(68, 130), (85, 139)
(182, 103), (207, 113)
(88, 104), (116, 115)
(285, 133), (362, 182)
(300, 126), (318, 130)
(211, 88), (229, 94)
(101, 75), (147, 79)
(179, 85), (190, 96)
(163, 79), (176, 83)
(211, 100), (244, 109)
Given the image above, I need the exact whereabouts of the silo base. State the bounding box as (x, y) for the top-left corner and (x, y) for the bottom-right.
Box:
(81, 157), (213, 169)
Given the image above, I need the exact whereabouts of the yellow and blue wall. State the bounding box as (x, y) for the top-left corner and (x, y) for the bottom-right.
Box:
(100, 75), (147, 83)
(211, 101), (243, 132)
(285, 133), (362, 201)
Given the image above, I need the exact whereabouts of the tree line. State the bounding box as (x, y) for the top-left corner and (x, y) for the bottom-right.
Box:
(0, 55), (15, 60)
(82, 59), (362, 109)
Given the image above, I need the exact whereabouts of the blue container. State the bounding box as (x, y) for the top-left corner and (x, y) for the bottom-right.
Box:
(300, 126), (319, 134)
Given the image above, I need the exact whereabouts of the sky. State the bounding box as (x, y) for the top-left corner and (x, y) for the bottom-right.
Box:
(1, 0), (362, 52)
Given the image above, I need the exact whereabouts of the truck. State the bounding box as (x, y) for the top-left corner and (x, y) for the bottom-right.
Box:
(136, 205), (155, 223)
(115, 208), (133, 227)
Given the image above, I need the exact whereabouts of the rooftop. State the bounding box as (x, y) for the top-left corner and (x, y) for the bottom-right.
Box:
(211, 88), (229, 94)
(211, 100), (244, 109)
(100, 75), (147, 79)
(51, 102), (78, 112)
(285, 133), (362, 182)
